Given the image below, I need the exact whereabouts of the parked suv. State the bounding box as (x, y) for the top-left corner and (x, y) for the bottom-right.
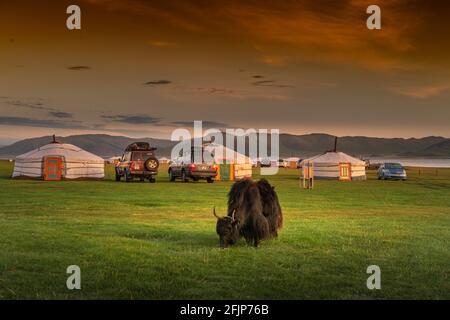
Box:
(168, 146), (218, 183)
(115, 142), (159, 182)
(377, 162), (407, 180)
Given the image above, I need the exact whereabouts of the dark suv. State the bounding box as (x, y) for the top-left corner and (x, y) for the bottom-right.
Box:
(115, 142), (159, 182)
(168, 146), (218, 183)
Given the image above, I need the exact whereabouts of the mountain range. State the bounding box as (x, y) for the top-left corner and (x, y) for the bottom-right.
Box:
(0, 133), (448, 159)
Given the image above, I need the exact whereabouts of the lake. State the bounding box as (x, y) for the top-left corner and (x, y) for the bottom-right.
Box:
(367, 158), (450, 168)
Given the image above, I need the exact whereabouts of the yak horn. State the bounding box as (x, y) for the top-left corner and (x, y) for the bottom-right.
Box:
(231, 209), (236, 221)
(213, 206), (220, 219)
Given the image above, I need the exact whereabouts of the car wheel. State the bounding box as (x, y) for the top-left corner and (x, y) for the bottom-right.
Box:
(181, 170), (188, 182)
(207, 177), (214, 183)
(192, 177), (199, 182)
(149, 177), (156, 183)
(169, 169), (175, 182)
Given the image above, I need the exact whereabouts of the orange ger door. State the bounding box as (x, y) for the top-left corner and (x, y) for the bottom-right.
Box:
(339, 163), (351, 181)
(43, 157), (63, 181)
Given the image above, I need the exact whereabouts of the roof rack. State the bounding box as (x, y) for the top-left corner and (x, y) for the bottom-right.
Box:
(125, 142), (156, 152)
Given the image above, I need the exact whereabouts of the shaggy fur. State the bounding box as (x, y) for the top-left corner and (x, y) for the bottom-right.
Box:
(215, 178), (283, 248)
(256, 179), (283, 237)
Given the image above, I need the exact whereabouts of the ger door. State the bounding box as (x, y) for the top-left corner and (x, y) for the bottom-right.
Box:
(43, 156), (63, 181)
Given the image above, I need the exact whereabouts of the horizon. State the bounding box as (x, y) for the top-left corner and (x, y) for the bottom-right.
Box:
(1, 131), (449, 147)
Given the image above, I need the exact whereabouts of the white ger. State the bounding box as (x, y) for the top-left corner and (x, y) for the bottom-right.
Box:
(300, 137), (366, 181)
(301, 151), (366, 181)
(12, 137), (104, 180)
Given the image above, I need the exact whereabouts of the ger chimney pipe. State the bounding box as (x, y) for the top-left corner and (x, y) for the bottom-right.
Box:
(333, 137), (338, 152)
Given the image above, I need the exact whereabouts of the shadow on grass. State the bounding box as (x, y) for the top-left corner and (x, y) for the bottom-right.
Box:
(415, 181), (450, 190)
(118, 226), (258, 250)
(119, 227), (215, 247)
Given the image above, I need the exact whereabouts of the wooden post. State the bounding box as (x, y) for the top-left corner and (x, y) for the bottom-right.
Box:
(301, 161), (314, 189)
(230, 163), (235, 181)
(216, 164), (221, 181)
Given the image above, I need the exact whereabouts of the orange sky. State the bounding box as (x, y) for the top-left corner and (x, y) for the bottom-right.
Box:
(0, 0), (449, 143)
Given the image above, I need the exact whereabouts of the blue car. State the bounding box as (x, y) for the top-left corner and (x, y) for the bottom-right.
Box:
(377, 163), (407, 180)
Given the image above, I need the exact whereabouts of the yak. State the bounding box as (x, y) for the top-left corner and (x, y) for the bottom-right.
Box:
(214, 178), (283, 248)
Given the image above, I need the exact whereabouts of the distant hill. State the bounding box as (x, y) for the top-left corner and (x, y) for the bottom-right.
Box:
(279, 134), (449, 158)
(0, 135), (177, 159)
(399, 139), (450, 157)
(0, 133), (448, 159)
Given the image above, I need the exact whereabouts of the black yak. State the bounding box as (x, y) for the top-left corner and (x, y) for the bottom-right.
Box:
(214, 178), (283, 248)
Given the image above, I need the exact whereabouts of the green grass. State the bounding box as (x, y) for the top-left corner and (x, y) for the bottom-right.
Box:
(0, 161), (449, 299)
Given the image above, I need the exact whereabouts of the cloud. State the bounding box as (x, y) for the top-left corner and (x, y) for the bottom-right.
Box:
(48, 111), (73, 118)
(148, 40), (175, 47)
(252, 80), (295, 88)
(101, 114), (161, 124)
(81, 0), (204, 31)
(143, 80), (172, 86)
(389, 83), (450, 99)
(200, 87), (235, 95)
(0, 117), (86, 129)
(81, 0), (429, 70)
(6, 100), (52, 111)
(171, 120), (229, 128)
(174, 85), (290, 101)
(259, 55), (287, 66)
(102, 115), (229, 129)
(5, 99), (75, 117)
(67, 66), (91, 71)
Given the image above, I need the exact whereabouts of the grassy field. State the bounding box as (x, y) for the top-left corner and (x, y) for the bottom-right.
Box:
(0, 160), (448, 299)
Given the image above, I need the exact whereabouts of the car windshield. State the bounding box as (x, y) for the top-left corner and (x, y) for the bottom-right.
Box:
(131, 151), (153, 161)
(189, 148), (214, 164)
(385, 163), (403, 169)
